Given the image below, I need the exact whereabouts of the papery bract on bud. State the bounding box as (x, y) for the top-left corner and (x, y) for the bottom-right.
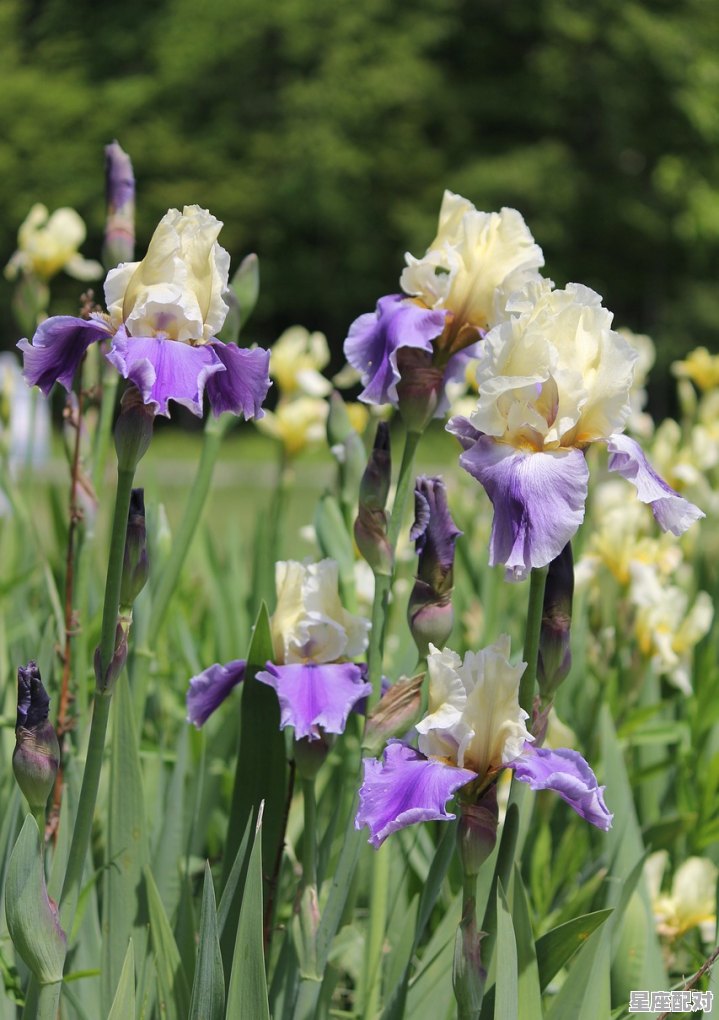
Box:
(19, 204), (271, 421)
(537, 542), (574, 702)
(5, 204), (103, 283)
(355, 422), (393, 575)
(13, 662), (60, 810)
(120, 488), (148, 609)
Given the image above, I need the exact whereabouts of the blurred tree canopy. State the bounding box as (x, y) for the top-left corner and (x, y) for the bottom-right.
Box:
(1, 0), (717, 411)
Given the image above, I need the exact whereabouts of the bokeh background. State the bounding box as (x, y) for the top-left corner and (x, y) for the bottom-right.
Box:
(1, 0), (718, 416)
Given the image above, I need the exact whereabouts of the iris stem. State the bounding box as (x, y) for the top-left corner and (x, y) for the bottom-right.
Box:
(301, 777), (317, 889)
(58, 462), (136, 933)
(34, 982), (61, 1020)
(518, 565), (548, 717)
(361, 842), (390, 1019)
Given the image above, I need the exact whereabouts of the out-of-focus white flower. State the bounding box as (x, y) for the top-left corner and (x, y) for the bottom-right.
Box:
(416, 638), (530, 776)
(646, 851), (718, 941)
(630, 562), (714, 694)
(105, 205), (230, 344)
(5, 204), (103, 282)
(269, 326), (331, 397)
(255, 396), (328, 457)
(270, 559), (370, 665)
(400, 191), (544, 331)
(618, 328), (655, 438)
(0, 353), (50, 470)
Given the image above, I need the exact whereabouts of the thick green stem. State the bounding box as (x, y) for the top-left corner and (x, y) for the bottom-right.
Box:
(91, 367), (120, 494)
(150, 413), (232, 635)
(365, 428), (422, 711)
(35, 981), (62, 1020)
(361, 841), (390, 1020)
(58, 463), (136, 932)
(301, 777), (317, 889)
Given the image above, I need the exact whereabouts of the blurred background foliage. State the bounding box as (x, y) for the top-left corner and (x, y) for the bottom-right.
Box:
(1, 0), (718, 416)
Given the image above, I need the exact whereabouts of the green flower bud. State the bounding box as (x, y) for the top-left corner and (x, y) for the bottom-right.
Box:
(12, 663), (60, 811)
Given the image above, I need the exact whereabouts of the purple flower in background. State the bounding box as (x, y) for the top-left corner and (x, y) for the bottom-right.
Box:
(19, 205), (271, 420)
(447, 281), (703, 580)
(343, 193), (544, 427)
(104, 140), (135, 266)
(186, 659), (246, 728)
(356, 638), (612, 848)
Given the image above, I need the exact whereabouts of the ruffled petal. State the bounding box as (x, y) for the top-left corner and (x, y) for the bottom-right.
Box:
(18, 316), (111, 395)
(256, 661), (372, 740)
(186, 659), (246, 727)
(344, 294), (447, 406)
(355, 741), (477, 848)
(205, 340), (271, 419)
(606, 433), (704, 534)
(106, 327), (226, 417)
(446, 414), (482, 451)
(509, 743), (613, 831)
(458, 435), (589, 581)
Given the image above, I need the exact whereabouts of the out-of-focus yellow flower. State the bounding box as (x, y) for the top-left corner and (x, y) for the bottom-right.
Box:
(270, 326), (331, 397)
(673, 347), (719, 392)
(645, 851), (718, 941)
(345, 402), (369, 436)
(630, 561), (714, 694)
(255, 396), (328, 457)
(650, 416), (719, 518)
(5, 204), (103, 283)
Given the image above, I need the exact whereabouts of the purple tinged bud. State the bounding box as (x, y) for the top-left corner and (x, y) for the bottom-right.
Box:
(537, 542), (574, 702)
(456, 786), (499, 879)
(453, 899), (486, 1016)
(94, 622), (128, 691)
(408, 476), (462, 657)
(114, 385), (154, 470)
(395, 347), (446, 433)
(104, 141), (135, 267)
(294, 734), (332, 780)
(120, 488), (148, 609)
(355, 422), (393, 575)
(13, 663), (60, 810)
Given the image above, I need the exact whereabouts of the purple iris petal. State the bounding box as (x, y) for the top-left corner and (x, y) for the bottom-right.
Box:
(458, 435), (589, 581)
(344, 294), (447, 406)
(355, 741), (477, 848)
(509, 743), (613, 831)
(411, 475), (463, 570)
(18, 316), (112, 395)
(106, 327), (226, 417)
(606, 433), (704, 534)
(446, 414), (482, 451)
(205, 340), (271, 419)
(186, 659), (246, 728)
(256, 661), (372, 741)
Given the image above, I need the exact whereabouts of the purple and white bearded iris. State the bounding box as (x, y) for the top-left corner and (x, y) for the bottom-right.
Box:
(447, 280), (704, 580)
(355, 638), (612, 848)
(187, 559), (371, 740)
(19, 206), (271, 419)
(344, 192), (544, 421)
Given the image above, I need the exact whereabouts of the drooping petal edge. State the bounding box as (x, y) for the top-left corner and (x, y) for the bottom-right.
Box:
(18, 316), (112, 396)
(205, 340), (271, 419)
(256, 661), (372, 741)
(355, 741), (477, 848)
(605, 433), (704, 535)
(456, 435), (589, 581)
(186, 659), (246, 727)
(509, 743), (613, 831)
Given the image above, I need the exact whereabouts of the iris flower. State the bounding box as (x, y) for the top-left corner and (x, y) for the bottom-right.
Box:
(356, 638), (612, 848)
(448, 280), (703, 580)
(19, 205), (271, 419)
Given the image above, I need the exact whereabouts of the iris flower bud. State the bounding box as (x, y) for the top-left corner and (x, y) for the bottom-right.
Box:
(114, 385), (154, 470)
(103, 141), (135, 268)
(120, 488), (148, 609)
(12, 663), (60, 811)
(408, 476), (462, 657)
(457, 786), (499, 878)
(537, 542), (574, 703)
(354, 422), (393, 575)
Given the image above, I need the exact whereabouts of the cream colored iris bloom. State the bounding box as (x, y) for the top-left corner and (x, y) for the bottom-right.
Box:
(255, 396), (328, 457)
(270, 559), (370, 665)
(270, 326), (331, 397)
(416, 637), (530, 776)
(400, 191), (544, 331)
(104, 205), (230, 344)
(646, 851), (718, 941)
(673, 346), (719, 392)
(470, 280), (636, 452)
(630, 562), (714, 694)
(5, 204), (102, 282)
(650, 413), (719, 518)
